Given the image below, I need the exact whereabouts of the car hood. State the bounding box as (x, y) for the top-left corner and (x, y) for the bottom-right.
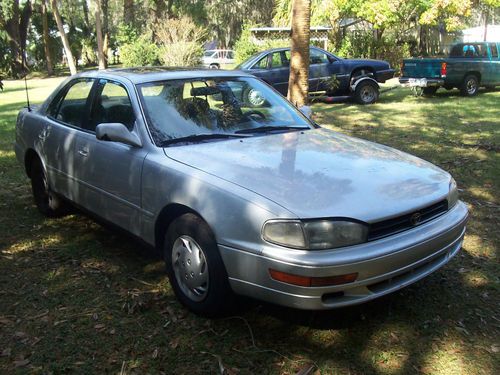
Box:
(164, 129), (450, 222)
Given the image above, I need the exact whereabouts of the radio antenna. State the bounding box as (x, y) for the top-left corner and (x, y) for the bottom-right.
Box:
(24, 75), (31, 112)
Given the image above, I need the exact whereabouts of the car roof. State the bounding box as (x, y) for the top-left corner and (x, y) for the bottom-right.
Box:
(74, 67), (252, 84)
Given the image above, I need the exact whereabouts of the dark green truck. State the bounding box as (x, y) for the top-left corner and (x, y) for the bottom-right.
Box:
(400, 42), (500, 96)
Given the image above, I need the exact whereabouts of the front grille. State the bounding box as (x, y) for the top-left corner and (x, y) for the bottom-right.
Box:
(368, 200), (448, 241)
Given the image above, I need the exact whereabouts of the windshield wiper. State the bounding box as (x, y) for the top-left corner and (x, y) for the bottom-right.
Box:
(235, 125), (310, 134)
(159, 133), (249, 147)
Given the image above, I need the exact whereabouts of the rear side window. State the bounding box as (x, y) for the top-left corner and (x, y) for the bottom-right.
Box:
(490, 43), (498, 58)
(252, 55), (268, 69)
(50, 79), (94, 128)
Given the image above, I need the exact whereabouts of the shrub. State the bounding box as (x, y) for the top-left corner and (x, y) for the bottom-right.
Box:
(155, 16), (205, 67)
(335, 31), (410, 74)
(120, 34), (159, 67)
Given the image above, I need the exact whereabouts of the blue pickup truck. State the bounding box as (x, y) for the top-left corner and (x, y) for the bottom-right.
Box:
(400, 42), (500, 96)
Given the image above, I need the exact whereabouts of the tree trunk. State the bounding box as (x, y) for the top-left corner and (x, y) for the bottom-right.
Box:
(95, 0), (107, 69)
(102, 0), (109, 65)
(124, 0), (134, 26)
(287, 0), (311, 107)
(50, 0), (77, 75)
(41, 0), (54, 76)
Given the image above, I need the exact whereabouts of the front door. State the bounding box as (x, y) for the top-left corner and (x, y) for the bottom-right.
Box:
(73, 79), (147, 236)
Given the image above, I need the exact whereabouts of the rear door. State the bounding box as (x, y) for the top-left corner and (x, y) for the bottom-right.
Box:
(267, 50), (290, 95)
(73, 79), (147, 235)
(44, 78), (96, 201)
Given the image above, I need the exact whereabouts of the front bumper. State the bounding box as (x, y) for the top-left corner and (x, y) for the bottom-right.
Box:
(219, 201), (468, 310)
(399, 77), (444, 87)
(376, 69), (396, 83)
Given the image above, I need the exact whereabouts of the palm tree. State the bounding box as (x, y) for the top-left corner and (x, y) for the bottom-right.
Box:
(50, 0), (77, 75)
(287, 0), (311, 107)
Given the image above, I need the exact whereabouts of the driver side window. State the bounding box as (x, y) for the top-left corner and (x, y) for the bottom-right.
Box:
(89, 80), (135, 132)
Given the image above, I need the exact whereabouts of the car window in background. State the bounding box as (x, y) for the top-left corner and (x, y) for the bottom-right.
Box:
(51, 79), (94, 128)
(138, 77), (311, 145)
(270, 52), (284, 68)
(227, 51), (234, 59)
(310, 49), (329, 64)
(489, 43), (498, 58)
(252, 56), (268, 69)
(452, 44), (488, 58)
(90, 81), (135, 131)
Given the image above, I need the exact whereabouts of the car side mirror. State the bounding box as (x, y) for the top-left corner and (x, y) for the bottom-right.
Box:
(299, 106), (313, 120)
(95, 123), (142, 147)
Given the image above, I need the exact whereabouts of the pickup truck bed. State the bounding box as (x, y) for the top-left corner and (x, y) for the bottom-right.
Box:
(400, 42), (500, 96)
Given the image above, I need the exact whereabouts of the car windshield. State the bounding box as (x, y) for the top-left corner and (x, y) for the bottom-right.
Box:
(138, 77), (312, 146)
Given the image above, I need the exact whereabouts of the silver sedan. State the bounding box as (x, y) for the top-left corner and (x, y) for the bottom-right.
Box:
(15, 68), (468, 316)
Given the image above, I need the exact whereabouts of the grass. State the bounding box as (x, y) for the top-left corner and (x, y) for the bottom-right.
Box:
(0, 77), (499, 374)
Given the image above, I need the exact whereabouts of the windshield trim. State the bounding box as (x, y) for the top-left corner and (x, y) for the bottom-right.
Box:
(136, 76), (314, 147)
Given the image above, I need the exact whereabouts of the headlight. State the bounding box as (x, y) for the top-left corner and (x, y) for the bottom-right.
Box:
(262, 219), (368, 250)
(448, 178), (459, 208)
(262, 220), (306, 249)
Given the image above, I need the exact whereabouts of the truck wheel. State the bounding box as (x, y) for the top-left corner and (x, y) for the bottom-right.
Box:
(354, 80), (379, 104)
(31, 158), (69, 217)
(422, 87), (438, 96)
(460, 75), (479, 96)
(164, 213), (235, 317)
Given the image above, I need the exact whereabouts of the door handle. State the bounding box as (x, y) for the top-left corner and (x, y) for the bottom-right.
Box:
(38, 130), (48, 140)
(78, 148), (89, 157)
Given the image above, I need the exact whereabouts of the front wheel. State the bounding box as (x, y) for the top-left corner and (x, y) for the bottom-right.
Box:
(164, 213), (235, 317)
(31, 158), (69, 217)
(460, 74), (479, 96)
(354, 80), (379, 104)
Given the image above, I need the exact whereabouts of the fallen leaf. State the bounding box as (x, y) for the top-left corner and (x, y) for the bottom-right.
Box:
(14, 359), (30, 368)
(152, 348), (158, 359)
(94, 324), (105, 331)
(0, 316), (13, 325)
(169, 338), (180, 349)
(1, 348), (11, 357)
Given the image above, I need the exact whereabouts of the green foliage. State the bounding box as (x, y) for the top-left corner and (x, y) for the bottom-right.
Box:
(120, 34), (159, 67)
(335, 31), (410, 72)
(234, 24), (289, 64)
(234, 24), (260, 64)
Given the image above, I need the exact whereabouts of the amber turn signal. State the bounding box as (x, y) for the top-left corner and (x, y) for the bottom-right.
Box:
(269, 269), (358, 287)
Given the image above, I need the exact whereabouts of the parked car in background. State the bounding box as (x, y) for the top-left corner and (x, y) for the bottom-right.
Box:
(236, 46), (395, 105)
(15, 68), (468, 316)
(400, 42), (500, 96)
(202, 49), (235, 69)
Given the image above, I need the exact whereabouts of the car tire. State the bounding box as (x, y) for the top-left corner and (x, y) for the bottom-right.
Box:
(164, 213), (235, 317)
(422, 87), (438, 96)
(31, 157), (69, 217)
(460, 74), (479, 96)
(354, 80), (379, 104)
(209, 64), (219, 69)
